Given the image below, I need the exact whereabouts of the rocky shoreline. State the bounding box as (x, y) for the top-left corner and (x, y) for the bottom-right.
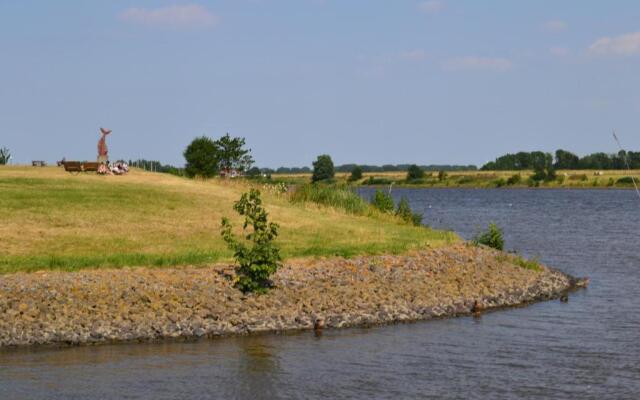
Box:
(0, 244), (586, 347)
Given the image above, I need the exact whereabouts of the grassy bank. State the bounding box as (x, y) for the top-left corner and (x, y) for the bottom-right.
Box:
(0, 166), (455, 273)
(272, 169), (640, 189)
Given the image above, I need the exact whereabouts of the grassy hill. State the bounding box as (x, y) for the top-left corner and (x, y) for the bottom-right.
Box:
(0, 166), (455, 273)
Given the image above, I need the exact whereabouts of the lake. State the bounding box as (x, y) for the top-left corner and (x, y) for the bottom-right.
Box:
(1, 188), (638, 399)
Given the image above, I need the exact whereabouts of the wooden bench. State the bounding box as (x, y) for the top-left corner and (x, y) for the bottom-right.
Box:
(62, 161), (101, 173)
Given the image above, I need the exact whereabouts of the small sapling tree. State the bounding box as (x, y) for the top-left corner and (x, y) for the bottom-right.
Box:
(221, 189), (281, 293)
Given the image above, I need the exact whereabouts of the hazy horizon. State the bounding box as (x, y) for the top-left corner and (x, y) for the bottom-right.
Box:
(2, 1), (640, 168)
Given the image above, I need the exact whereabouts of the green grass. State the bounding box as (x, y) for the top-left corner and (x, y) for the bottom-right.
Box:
(0, 166), (456, 273)
(497, 254), (542, 272)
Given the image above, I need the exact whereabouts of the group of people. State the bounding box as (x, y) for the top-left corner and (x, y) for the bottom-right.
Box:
(97, 161), (129, 175)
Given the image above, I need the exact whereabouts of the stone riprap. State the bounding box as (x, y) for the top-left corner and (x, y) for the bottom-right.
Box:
(0, 244), (585, 347)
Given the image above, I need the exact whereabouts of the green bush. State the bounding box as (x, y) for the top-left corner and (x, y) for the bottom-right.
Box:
(290, 183), (370, 215)
(556, 175), (565, 184)
(406, 165), (425, 181)
(411, 212), (424, 226)
(495, 178), (506, 188)
(506, 173), (521, 185)
(371, 190), (394, 213)
(473, 223), (504, 250)
(394, 197), (423, 226)
(512, 256), (541, 271)
(312, 154), (335, 183)
(568, 174), (588, 181)
(438, 170), (448, 181)
(396, 197), (412, 220)
(617, 176), (637, 185)
(457, 176), (476, 184)
(607, 177), (615, 187)
(497, 254), (541, 272)
(221, 189), (282, 293)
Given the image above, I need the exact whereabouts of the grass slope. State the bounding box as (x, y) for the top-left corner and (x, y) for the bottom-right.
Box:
(0, 166), (455, 273)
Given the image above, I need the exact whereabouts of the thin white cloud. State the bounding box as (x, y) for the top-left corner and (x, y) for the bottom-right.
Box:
(589, 31), (640, 56)
(542, 19), (568, 33)
(550, 46), (569, 57)
(119, 4), (219, 29)
(401, 49), (427, 61)
(443, 56), (512, 72)
(418, 1), (444, 15)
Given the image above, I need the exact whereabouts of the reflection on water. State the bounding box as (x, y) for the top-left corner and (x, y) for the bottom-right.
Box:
(1, 189), (639, 399)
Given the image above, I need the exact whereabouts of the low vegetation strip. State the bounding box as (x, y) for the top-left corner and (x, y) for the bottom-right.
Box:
(0, 167), (454, 273)
(0, 244), (584, 347)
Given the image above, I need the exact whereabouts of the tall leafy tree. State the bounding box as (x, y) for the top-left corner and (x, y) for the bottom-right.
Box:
(531, 152), (556, 181)
(406, 164), (425, 180)
(0, 147), (10, 165)
(214, 133), (254, 175)
(183, 136), (219, 178)
(554, 149), (579, 169)
(348, 165), (363, 182)
(311, 154), (335, 182)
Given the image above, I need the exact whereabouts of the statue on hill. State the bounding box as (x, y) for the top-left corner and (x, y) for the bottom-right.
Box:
(98, 127), (111, 163)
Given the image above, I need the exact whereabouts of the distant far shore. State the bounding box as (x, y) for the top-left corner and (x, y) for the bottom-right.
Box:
(270, 169), (640, 190)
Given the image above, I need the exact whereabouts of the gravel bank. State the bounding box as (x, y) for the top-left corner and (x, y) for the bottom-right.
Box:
(0, 244), (585, 347)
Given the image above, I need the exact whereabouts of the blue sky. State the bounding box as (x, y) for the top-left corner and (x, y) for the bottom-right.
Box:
(1, 1), (639, 167)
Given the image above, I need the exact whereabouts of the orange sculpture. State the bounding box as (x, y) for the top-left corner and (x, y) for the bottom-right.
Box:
(98, 127), (111, 163)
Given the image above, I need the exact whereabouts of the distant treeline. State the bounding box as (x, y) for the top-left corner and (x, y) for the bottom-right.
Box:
(481, 150), (640, 171)
(264, 164), (477, 174)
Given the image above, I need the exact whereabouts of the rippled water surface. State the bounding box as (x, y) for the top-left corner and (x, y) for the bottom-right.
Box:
(1, 189), (639, 399)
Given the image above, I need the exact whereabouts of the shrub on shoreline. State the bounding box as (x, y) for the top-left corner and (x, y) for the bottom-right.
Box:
(221, 189), (282, 293)
(617, 176), (637, 185)
(506, 173), (521, 185)
(473, 223), (504, 250)
(371, 190), (395, 213)
(395, 197), (424, 226)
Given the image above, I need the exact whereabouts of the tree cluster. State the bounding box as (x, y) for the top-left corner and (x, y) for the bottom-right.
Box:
(183, 134), (254, 178)
(482, 149), (640, 171)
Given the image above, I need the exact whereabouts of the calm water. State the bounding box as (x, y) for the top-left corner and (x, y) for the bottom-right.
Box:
(1, 189), (639, 399)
